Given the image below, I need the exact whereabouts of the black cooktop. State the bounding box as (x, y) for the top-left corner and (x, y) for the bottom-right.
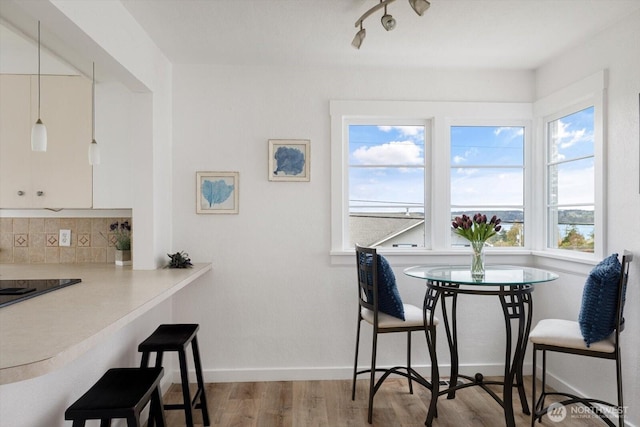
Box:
(0, 278), (82, 308)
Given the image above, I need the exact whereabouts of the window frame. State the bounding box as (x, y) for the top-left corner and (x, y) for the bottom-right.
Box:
(330, 100), (533, 257)
(347, 119), (431, 249)
(534, 71), (606, 261)
(447, 120), (530, 249)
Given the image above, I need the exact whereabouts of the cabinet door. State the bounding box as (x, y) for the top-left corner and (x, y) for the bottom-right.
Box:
(0, 75), (32, 208)
(30, 75), (92, 208)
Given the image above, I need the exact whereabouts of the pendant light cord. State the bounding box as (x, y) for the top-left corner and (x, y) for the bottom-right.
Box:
(37, 21), (41, 118)
(92, 62), (95, 140)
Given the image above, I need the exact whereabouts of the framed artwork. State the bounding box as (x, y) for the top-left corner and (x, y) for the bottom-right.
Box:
(268, 139), (310, 181)
(196, 171), (239, 214)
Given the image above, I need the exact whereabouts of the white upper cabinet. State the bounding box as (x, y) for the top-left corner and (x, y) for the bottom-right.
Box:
(0, 74), (92, 208)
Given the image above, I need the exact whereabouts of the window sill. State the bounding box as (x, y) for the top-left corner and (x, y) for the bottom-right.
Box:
(331, 248), (600, 275)
(330, 248), (532, 267)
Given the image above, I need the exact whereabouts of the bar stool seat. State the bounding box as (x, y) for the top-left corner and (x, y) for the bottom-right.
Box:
(138, 324), (210, 427)
(64, 367), (165, 427)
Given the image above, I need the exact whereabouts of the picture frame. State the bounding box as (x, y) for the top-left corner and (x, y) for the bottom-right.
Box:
(268, 139), (310, 182)
(196, 171), (239, 214)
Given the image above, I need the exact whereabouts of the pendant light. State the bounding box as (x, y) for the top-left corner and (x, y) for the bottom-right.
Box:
(31, 20), (47, 152)
(88, 62), (101, 165)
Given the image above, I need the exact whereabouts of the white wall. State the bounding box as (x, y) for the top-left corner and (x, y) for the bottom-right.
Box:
(534, 9), (640, 426)
(170, 64), (535, 381)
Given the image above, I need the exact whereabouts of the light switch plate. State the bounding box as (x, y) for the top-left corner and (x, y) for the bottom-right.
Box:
(59, 229), (71, 247)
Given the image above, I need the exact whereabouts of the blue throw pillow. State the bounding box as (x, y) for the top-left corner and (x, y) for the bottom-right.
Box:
(578, 253), (622, 347)
(365, 254), (405, 321)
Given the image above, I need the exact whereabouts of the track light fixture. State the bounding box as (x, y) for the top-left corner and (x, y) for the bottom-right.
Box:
(352, 0), (430, 49)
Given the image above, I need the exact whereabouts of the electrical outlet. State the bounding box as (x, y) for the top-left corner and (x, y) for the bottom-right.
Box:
(59, 229), (71, 247)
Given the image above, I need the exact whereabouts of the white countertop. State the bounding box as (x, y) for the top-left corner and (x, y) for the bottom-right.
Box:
(0, 262), (212, 385)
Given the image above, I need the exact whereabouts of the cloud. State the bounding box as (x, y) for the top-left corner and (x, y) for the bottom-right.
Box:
(494, 127), (524, 138)
(453, 155), (465, 164)
(378, 125), (424, 138)
(552, 120), (592, 149)
(352, 140), (423, 165)
(451, 147), (479, 164)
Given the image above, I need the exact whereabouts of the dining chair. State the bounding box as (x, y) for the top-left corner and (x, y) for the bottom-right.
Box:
(352, 244), (438, 424)
(529, 250), (633, 427)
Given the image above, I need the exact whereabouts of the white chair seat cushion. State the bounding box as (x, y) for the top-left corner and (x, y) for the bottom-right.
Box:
(529, 318), (615, 353)
(362, 304), (439, 328)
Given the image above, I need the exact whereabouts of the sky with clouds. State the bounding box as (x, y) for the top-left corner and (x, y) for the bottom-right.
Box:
(349, 109), (594, 212)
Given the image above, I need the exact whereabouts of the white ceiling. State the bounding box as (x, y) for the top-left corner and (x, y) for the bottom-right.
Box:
(120, 0), (640, 70)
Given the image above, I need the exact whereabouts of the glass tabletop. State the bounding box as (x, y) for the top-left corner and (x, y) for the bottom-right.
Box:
(404, 265), (559, 286)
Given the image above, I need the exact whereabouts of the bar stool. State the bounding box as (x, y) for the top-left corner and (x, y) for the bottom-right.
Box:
(64, 367), (165, 427)
(138, 324), (210, 427)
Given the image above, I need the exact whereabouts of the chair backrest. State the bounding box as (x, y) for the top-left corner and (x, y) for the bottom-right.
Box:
(355, 244), (379, 321)
(615, 250), (633, 337)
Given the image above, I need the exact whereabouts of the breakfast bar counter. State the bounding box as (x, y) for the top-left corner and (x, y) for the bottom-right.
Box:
(0, 262), (212, 385)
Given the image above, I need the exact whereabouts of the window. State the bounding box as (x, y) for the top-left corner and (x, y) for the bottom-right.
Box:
(330, 100), (532, 255)
(348, 122), (428, 248)
(546, 106), (595, 252)
(450, 125), (525, 247)
(536, 70), (605, 258)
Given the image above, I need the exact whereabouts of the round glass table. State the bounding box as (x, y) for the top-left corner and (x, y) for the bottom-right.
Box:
(404, 265), (558, 427)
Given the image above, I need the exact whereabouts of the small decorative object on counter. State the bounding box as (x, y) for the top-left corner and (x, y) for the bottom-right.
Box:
(167, 251), (193, 269)
(110, 220), (131, 250)
(452, 213), (502, 280)
(110, 220), (132, 266)
(115, 249), (132, 266)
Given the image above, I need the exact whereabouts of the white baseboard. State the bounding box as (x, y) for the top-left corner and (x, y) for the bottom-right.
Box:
(169, 362), (531, 384)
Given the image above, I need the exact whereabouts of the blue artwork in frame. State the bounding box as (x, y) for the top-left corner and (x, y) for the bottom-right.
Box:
(268, 139), (310, 181)
(196, 171), (239, 214)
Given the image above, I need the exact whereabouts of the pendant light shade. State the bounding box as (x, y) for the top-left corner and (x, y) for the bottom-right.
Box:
(88, 139), (100, 165)
(31, 119), (47, 151)
(31, 20), (47, 152)
(88, 62), (100, 165)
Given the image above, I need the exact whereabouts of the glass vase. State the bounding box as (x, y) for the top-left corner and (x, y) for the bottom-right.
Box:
(470, 240), (485, 280)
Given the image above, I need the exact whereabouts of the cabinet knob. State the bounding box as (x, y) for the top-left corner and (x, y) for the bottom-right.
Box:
(17, 190), (25, 196)
(37, 191), (44, 197)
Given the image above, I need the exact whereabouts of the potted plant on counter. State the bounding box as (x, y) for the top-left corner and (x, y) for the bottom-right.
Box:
(111, 220), (132, 266)
(166, 251), (193, 269)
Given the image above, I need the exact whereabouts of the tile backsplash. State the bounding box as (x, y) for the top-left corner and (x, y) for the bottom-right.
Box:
(0, 217), (132, 264)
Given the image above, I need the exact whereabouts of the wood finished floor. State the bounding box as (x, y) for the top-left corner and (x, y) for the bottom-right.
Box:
(162, 377), (608, 427)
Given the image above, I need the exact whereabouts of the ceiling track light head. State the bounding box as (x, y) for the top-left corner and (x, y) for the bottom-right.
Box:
(409, 0), (431, 16)
(352, 23), (366, 49)
(352, 0), (429, 48)
(381, 6), (396, 31)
